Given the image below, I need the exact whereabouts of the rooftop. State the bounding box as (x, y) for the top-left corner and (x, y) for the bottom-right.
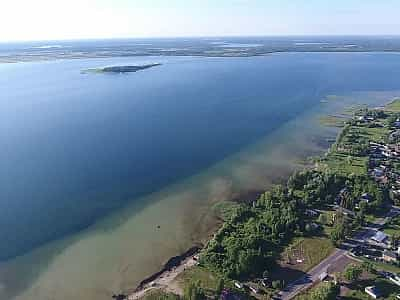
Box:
(365, 286), (381, 297)
(371, 231), (388, 243)
(383, 250), (397, 259)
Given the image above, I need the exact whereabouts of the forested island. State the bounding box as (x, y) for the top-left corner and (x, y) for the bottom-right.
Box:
(82, 63), (161, 74)
(130, 99), (400, 300)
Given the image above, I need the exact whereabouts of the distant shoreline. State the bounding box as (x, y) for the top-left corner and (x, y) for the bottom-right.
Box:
(2, 49), (400, 64)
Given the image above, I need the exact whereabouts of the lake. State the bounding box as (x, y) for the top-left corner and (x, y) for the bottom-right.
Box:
(1, 52), (400, 300)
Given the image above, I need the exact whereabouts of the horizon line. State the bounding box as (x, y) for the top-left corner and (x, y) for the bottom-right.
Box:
(2, 33), (400, 44)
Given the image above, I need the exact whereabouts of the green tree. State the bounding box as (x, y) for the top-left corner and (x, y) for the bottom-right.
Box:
(346, 156), (353, 165)
(344, 264), (362, 282)
(355, 211), (365, 227)
(184, 281), (205, 300)
(330, 213), (349, 245)
(303, 282), (339, 300)
(358, 200), (368, 214)
(391, 234), (400, 248)
(215, 277), (224, 295)
(271, 280), (283, 289)
(361, 262), (375, 274)
(318, 213), (328, 225)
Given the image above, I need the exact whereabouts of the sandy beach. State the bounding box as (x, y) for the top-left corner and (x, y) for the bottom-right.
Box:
(128, 254), (198, 299)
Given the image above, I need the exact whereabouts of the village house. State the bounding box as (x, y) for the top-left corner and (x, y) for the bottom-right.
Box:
(356, 193), (372, 209)
(389, 130), (400, 142)
(365, 286), (381, 299)
(373, 167), (385, 177)
(370, 231), (389, 245)
(393, 189), (400, 197)
(389, 274), (400, 287)
(305, 209), (319, 217)
(319, 271), (328, 282)
(361, 193), (372, 202)
(340, 207), (356, 217)
(382, 250), (398, 263)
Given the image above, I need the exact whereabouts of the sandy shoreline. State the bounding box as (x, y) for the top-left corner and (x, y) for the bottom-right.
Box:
(126, 246), (202, 299)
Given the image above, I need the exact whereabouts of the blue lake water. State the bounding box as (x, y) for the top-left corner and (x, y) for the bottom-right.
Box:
(1, 52), (400, 300)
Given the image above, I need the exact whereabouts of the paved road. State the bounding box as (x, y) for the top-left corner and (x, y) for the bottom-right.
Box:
(277, 249), (347, 300)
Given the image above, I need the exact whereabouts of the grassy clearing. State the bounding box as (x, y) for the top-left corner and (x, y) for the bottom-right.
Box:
(140, 290), (179, 300)
(383, 224), (400, 237)
(354, 125), (389, 144)
(176, 266), (259, 299)
(318, 111), (390, 177)
(323, 152), (367, 176)
(175, 266), (221, 294)
(365, 214), (379, 224)
(385, 99), (400, 113)
(383, 216), (400, 236)
(211, 201), (241, 221)
(280, 237), (335, 273)
(319, 115), (347, 127)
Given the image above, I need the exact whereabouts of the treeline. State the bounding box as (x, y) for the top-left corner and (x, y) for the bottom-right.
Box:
(200, 185), (301, 279)
(200, 169), (385, 280)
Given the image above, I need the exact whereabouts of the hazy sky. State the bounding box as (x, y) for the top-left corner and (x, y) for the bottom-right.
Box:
(1, 0), (400, 41)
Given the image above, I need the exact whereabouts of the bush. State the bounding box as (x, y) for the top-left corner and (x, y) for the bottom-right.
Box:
(271, 280), (283, 289)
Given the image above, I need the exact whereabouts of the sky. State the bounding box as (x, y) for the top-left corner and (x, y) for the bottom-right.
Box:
(1, 0), (400, 42)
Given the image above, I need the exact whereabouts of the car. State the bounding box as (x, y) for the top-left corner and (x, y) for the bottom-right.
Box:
(261, 279), (270, 287)
(234, 282), (244, 289)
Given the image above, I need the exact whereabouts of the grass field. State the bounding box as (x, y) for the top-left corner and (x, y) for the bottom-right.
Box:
(175, 266), (258, 299)
(320, 118), (388, 176)
(383, 216), (400, 236)
(175, 266), (221, 294)
(280, 237), (335, 273)
(383, 225), (400, 237)
(319, 115), (347, 127)
(385, 99), (400, 113)
(140, 290), (179, 300)
(211, 201), (242, 221)
(323, 152), (367, 176)
(354, 125), (389, 144)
